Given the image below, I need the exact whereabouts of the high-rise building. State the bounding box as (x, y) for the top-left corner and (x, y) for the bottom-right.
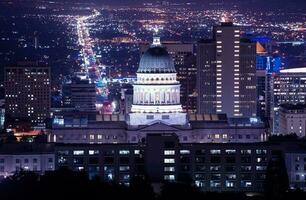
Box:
(197, 22), (257, 118)
(271, 67), (306, 134)
(140, 41), (196, 112)
(4, 61), (51, 127)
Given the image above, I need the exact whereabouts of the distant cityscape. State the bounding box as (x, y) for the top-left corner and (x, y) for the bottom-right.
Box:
(0, 0), (306, 199)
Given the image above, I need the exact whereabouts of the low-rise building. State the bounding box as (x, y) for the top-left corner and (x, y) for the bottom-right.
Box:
(0, 144), (55, 179)
(279, 104), (306, 137)
(1, 135), (306, 192)
(49, 113), (268, 144)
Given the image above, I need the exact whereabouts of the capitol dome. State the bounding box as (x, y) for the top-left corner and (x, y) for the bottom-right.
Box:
(138, 42), (176, 73)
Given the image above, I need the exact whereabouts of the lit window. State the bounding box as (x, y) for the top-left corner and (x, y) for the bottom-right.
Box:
(225, 149), (236, 154)
(164, 150), (175, 155)
(180, 150), (190, 154)
(73, 150), (84, 155)
(164, 175), (175, 181)
(119, 166), (130, 171)
(256, 150), (267, 155)
(210, 181), (221, 187)
(89, 150), (99, 155)
(164, 158), (175, 163)
(119, 150), (130, 155)
(241, 150), (251, 154)
(225, 181), (235, 188)
(241, 181), (252, 187)
(256, 166), (267, 171)
(210, 150), (221, 154)
(164, 167), (175, 172)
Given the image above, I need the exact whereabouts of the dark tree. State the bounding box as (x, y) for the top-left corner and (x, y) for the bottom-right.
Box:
(130, 176), (155, 200)
(264, 152), (289, 200)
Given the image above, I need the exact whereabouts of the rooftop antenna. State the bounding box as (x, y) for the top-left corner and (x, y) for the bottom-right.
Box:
(152, 27), (161, 46)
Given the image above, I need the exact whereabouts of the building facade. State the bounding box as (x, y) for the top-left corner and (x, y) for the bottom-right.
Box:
(62, 77), (96, 112)
(197, 22), (257, 118)
(279, 104), (306, 137)
(49, 113), (267, 144)
(285, 151), (306, 190)
(2, 136), (306, 192)
(54, 134), (282, 192)
(0, 144), (54, 179)
(4, 61), (51, 127)
(271, 67), (306, 134)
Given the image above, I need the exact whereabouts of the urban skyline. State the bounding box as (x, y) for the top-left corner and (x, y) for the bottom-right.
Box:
(0, 0), (305, 199)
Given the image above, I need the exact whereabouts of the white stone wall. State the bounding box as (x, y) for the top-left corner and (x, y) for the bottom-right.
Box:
(280, 113), (306, 137)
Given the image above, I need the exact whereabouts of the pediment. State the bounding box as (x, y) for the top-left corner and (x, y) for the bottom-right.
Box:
(137, 122), (181, 131)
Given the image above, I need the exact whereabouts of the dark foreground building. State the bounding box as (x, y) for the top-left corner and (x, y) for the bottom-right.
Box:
(54, 134), (283, 192)
(1, 134), (306, 192)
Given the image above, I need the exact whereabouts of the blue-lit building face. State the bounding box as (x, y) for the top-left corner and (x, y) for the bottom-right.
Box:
(256, 55), (281, 73)
(0, 108), (4, 129)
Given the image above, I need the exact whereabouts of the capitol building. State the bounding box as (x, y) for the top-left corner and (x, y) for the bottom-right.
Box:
(49, 37), (267, 144)
(129, 37), (187, 126)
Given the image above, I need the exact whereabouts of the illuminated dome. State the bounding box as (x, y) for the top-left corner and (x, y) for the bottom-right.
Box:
(138, 42), (176, 73)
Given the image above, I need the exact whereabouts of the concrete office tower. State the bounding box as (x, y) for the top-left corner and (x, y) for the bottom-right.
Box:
(129, 37), (187, 126)
(140, 41), (196, 113)
(197, 22), (257, 118)
(4, 61), (51, 127)
(271, 67), (306, 134)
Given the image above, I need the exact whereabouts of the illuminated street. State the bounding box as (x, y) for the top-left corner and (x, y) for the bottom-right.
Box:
(76, 10), (112, 113)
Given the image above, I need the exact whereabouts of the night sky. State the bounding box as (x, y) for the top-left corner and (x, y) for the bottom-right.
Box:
(77, 0), (306, 6)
